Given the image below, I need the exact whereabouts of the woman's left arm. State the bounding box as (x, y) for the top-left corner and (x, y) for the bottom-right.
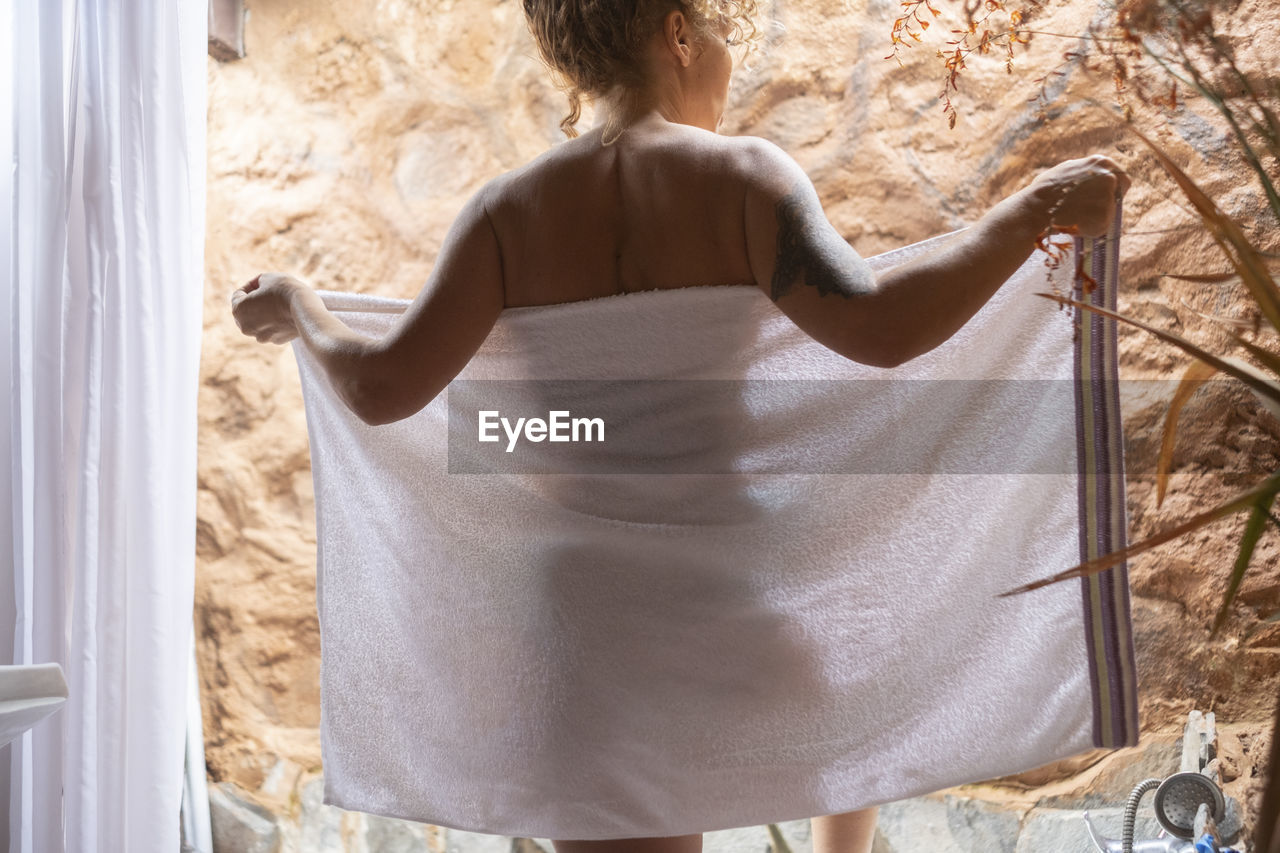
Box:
(231, 188), (506, 425)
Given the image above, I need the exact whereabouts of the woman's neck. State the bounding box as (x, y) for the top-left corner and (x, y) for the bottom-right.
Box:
(594, 98), (708, 144)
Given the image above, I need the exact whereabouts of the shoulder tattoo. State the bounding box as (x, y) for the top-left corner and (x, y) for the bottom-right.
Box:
(770, 183), (855, 303)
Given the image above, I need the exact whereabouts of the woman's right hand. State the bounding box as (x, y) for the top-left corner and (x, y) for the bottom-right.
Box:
(231, 273), (304, 345)
(1026, 155), (1131, 239)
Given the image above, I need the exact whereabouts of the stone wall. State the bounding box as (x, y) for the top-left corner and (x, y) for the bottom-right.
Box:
(199, 0), (1279, 840)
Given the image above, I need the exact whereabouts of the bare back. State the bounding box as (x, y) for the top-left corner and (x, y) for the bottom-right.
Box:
(485, 120), (760, 308)
(276, 117), (905, 425)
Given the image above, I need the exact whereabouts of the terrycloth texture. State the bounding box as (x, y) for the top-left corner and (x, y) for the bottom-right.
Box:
(293, 221), (1137, 840)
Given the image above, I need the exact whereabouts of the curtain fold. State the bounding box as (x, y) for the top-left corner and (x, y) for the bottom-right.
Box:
(2, 1), (206, 850)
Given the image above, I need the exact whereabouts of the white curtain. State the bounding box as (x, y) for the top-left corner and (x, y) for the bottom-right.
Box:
(1, 1), (206, 850)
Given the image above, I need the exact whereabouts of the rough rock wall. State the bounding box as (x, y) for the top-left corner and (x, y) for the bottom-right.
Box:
(200, 0), (1279, 818)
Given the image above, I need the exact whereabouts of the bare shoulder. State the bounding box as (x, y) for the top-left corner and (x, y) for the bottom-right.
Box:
(719, 134), (813, 198)
(472, 132), (601, 213)
(726, 134), (874, 306)
(465, 159), (524, 219)
(640, 127), (809, 195)
(715, 135), (829, 255)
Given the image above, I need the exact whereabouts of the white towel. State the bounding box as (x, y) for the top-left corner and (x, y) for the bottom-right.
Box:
(292, 220), (1137, 840)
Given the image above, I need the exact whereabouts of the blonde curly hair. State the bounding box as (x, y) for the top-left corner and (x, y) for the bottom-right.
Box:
(522, 0), (760, 141)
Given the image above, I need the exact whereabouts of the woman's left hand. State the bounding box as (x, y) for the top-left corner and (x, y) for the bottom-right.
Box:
(230, 272), (305, 344)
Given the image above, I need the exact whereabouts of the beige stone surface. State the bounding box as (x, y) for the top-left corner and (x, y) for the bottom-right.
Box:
(199, 0), (1279, 828)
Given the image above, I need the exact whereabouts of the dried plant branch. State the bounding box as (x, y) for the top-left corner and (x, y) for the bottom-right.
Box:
(998, 470), (1280, 596)
(1036, 290), (1280, 406)
(1156, 358), (1218, 508)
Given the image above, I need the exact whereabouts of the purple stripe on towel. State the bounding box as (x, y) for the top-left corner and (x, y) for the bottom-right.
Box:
(1074, 200), (1138, 749)
(1070, 259), (1104, 746)
(1091, 228), (1124, 746)
(1103, 202), (1139, 744)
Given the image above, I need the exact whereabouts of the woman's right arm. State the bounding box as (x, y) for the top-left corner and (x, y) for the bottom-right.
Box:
(738, 138), (1129, 368)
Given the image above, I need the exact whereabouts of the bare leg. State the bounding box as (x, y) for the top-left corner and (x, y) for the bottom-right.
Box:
(811, 807), (879, 853)
(552, 834), (703, 853)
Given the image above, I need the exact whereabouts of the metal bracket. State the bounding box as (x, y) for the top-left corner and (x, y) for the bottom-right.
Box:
(208, 0), (245, 62)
